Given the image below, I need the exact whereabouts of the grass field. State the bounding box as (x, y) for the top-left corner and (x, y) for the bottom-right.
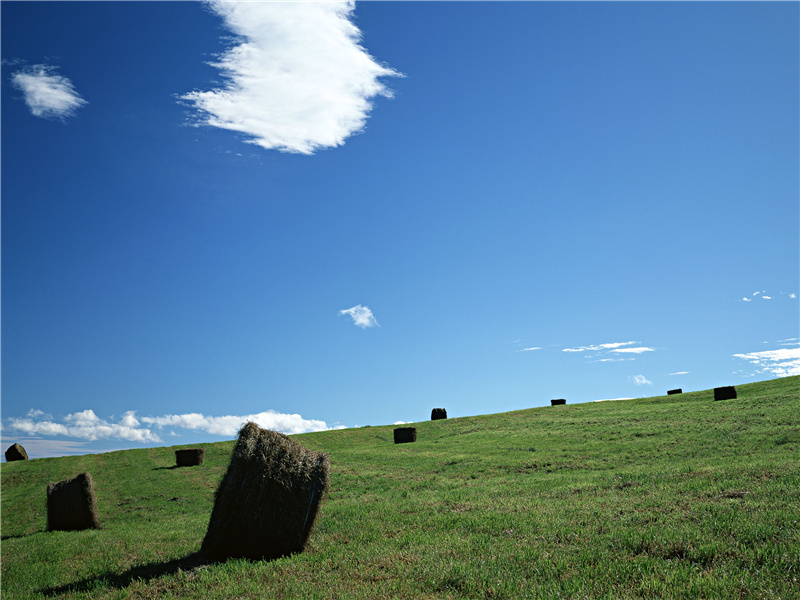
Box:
(2, 376), (799, 599)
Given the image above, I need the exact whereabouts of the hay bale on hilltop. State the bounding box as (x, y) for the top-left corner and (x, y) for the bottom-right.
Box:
(5, 443), (28, 461)
(714, 386), (737, 401)
(431, 408), (447, 420)
(394, 427), (417, 444)
(47, 472), (101, 531)
(551, 399), (566, 406)
(200, 422), (330, 561)
(175, 448), (205, 467)
(667, 389), (682, 395)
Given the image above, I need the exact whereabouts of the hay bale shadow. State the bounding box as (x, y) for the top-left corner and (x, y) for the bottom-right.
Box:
(200, 422), (330, 562)
(41, 553), (208, 596)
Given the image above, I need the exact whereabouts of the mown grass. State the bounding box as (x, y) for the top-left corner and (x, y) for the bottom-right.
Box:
(2, 376), (799, 599)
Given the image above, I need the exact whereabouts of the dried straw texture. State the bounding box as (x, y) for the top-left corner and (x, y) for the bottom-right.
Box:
(431, 408), (447, 420)
(47, 472), (101, 531)
(394, 427), (417, 444)
(5, 443), (28, 461)
(175, 448), (205, 467)
(201, 422), (330, 561)
(714, 386), (737, 401)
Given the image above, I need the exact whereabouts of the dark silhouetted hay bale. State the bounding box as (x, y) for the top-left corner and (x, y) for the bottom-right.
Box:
(200, 422), (330, 561)
(394, 427), (417, 444)
(714, 386), (737, 401)
(47, 472), (100, 531)
(551, 399), (566, 406)
(175, 448), (205, 467)
(668, 389), (682, 395)
(5, 443), (28, 461)
(431, 408), (447, 420)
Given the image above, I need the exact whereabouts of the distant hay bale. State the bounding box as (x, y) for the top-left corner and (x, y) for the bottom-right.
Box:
(47, 472), (101, 531)
(200, 422), (330, 561)
(431, 408), (447, 420)
(5, 443), (28, 461)
(667, 389), (682, 395)
(714, 386), (737, 401)
(551, 399), (566, 406)
(394, 427), (417, 444)
(175, 448), (205, 467)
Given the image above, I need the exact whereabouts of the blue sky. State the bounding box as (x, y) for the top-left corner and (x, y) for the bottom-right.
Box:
(2, 1), (798, 460)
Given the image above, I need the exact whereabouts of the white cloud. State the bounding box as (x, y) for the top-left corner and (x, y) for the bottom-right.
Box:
(733, 347), (800, 378)
(790, 293), (798, 299)
(181, 0), (401, 154)
(517, 347), (542, 352)
(611, 347), (655, 354)
(741, 297), (752, 302)
(339, 304), (379, 328)
(5, 409), (160, 443)
(630, 375), (652, 386)
(10, 64), (87, 119)
(563, 341), (638, 353)
(762, 296), (772, 300)
(593, 397), (634, 403)
(141, 410), (331, 436)
(670, 371), (690, 376)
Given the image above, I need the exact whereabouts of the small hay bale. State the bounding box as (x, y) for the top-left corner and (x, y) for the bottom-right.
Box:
(431, 408), (447, 420)
(394, 427), (417, 444)
(551, 399), (566, 406)
(714, 386), (737, 401)
(175, 448), (205, 467)
(200, 422), (330, 561)
(47, 472), (101, 531)
(667, 388), (682, 395)
(5, 443), (28, 461)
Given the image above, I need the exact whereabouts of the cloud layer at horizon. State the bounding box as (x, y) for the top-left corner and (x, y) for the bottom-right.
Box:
(10, 64), (87, 119)
(3, 408), (336, 444)
(181, 0), (401, 154)
(733, 347), (800, 378)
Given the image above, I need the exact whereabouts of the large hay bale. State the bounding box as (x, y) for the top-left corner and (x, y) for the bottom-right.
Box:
(431, 408), (447, 420)
(394, 427), (417, 444)
(5, 443), (28, 461)
(667, 388), (682, 395)
(201, 422), (330, 561)
(714, 386), (737, 401)
(551, 399), (566, 406)
(47, 472), (101, 531)
(175, 448), (205, 467)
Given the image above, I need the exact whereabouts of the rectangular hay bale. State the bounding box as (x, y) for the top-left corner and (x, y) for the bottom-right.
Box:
(394, 427), (417, 444)
(175, 448), (205, 467)
(551, 399), (567, 406)
(201, 422), (330, 561)
(667, 389), (682, 395)
(47, 472), (101, 531)
(714, 386), (737, 401)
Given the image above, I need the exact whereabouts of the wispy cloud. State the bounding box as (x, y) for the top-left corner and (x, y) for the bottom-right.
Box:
(10, 64), (87, 119)
(339, 304), (379, 328)
(563, 341), (638, 353)
(517, 347), (542, 352)
(670, 371), (690, 376)
(741, 290), (797, 302)
(181, 0), (401, 154)
(611, 347), (655, 355)
(733, 347), (800, 378)
(630, 375), (652, 386)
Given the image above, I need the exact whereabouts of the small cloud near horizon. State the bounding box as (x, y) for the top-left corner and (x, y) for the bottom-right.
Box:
(339, 304), (379, 328)
(630, 375), (652, 386)
(181, 0), (401, 154)
(10, 64), (87, 119)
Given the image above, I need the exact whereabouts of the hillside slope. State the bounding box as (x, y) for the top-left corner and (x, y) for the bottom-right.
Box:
(2, 376), (799, 599)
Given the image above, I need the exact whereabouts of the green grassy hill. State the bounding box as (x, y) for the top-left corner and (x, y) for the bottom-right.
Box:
(2, 377), (799, 599)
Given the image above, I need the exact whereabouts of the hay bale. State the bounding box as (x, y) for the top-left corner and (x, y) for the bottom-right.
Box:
(667, 388), (682, 395)
(394, 427), (417, 444)
(5, 443), (28, 461)
(431, 408), (447, 420)
(714, 386), (737, 401)
(175, 448), (205, 467)
(47, 472), (101, 531)
(200, 422), (330, 561)
(551, 399), (566, 406)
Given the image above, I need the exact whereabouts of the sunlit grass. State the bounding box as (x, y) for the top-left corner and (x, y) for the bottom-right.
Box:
(2, 376), (799, 598)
